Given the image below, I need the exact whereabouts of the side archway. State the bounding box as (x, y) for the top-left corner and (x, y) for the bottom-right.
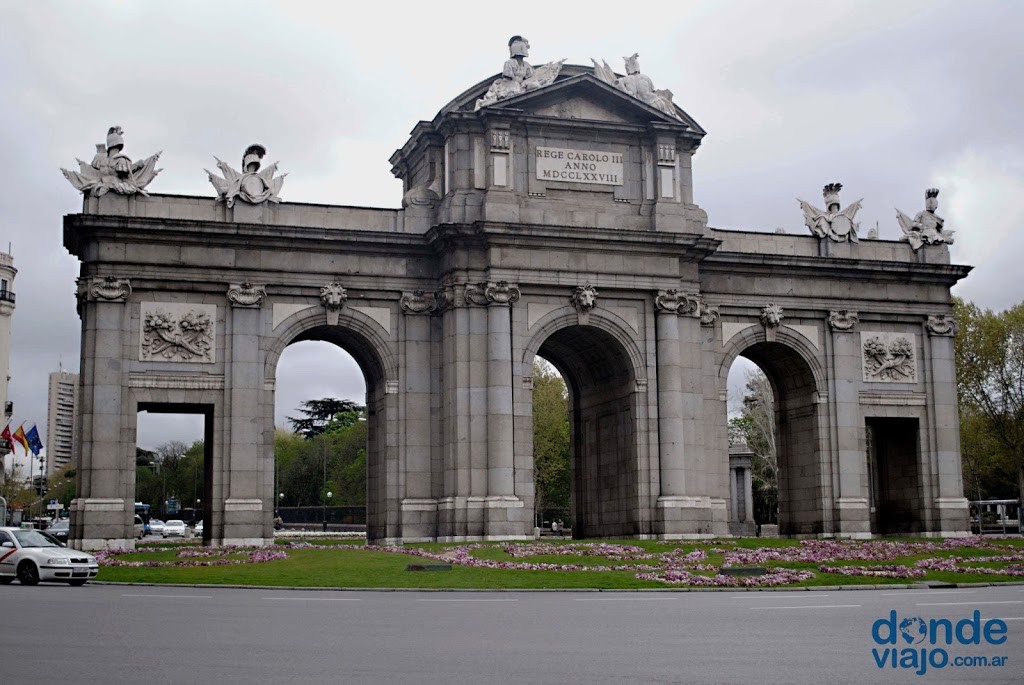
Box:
(720, 325), (831, 535)
(264, 305), (399, 542)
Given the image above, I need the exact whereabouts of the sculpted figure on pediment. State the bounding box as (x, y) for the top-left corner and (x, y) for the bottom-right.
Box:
(61, 126), (162, 196)
(896, 189), (955, 252)
(207, 144), (286, 208)
(591, 53), (681, 120)
(475, 36), (565, 110)
(799, 182), (863, 243)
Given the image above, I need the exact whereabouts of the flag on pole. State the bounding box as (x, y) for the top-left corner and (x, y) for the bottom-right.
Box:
(1, 423), (12, 451)
(12, 424), (30, 454)
(26, 424), (44, 457)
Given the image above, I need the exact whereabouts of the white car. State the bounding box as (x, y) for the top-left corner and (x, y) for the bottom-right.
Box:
(0, 527), (99, 586)
(148, 519), (165, 536)
(193, 520), (204, 537)
(162, 520), (187, 538)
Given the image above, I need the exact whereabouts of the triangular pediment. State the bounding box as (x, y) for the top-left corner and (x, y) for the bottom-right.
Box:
(442, 65), (705, 136)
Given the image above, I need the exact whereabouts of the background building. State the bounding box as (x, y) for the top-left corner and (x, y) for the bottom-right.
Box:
(0, 249), (15, 457)
(47, 370), (79, 476)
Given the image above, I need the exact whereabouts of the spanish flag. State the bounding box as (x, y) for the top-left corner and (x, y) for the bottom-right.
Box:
(12, 424), (30, 454)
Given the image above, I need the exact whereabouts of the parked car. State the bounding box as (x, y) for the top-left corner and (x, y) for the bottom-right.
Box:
(134, 515), (145, 539)
(193, 521), (204, 537)
(148, 519), (165, 536)
(0, 527), (99, 586)
(46, 519), (70, 544)
(162, 520), (187, 538)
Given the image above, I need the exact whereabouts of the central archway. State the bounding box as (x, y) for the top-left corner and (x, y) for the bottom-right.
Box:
(532, 323), (641, 538)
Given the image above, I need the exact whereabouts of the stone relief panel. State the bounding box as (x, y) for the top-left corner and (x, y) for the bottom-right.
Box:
(861, 331), (916, 383)
(139, 302), (216, 363)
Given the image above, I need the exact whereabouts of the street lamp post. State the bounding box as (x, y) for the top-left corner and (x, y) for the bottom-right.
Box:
(323, 491), (332, 532)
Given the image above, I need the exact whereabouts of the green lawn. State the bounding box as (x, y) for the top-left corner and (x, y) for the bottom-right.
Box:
(92, 536), (1024, 590)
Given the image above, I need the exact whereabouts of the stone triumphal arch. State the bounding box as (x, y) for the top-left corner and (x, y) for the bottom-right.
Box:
(62, 42), (970, 549)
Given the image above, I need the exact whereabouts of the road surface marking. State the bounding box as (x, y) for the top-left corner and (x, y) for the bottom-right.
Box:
(263, 597), (361, 601)
(917, 600), (1024, 607)
(575, 597), (677, 601)
(735, 594), (830, 599)
(881, 590), (976, 596)
(417, 598), (519, 602)
(121, 589), (211, 593)
(750, 604), (860, 610)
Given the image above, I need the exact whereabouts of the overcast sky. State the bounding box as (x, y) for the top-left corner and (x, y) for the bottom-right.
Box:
(1, 0), (1021, 452)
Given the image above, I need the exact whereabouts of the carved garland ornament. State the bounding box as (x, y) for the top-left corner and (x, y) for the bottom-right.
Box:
(862, 333), (917, 383)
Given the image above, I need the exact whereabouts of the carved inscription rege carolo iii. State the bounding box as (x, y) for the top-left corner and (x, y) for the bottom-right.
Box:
(139, 302), (216, 363)
(535, 147), (623, 185)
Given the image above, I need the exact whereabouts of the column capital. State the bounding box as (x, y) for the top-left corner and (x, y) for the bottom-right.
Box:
(78, 276), (132, 304)
(227, 282), (266, 308)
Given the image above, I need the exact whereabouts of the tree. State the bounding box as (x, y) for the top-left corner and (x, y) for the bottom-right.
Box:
(954, 298), (1024, 498)
(276, 408), (367, 507)
(287, 398), (364, 440)
(532, 359), (570, 520)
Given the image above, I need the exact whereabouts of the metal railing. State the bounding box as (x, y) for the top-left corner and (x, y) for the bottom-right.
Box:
(0, 290), (14, 304)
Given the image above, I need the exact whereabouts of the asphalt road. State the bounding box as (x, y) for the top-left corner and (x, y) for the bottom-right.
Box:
(2, 583), (1023, 684)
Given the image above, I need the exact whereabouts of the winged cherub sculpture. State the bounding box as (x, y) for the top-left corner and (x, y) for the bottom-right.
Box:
(798, 182), (863, 243)
(206, 144), (286, 207)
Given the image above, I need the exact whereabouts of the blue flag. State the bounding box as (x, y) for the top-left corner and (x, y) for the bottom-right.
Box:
(25, 423), (44, 457)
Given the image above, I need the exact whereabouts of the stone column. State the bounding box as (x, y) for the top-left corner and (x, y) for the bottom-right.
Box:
(70, 276), (133, 550)
(828, 310), (871, 538)
(222, 283), (268, 546)
(399, 291), (439, 541)
(925, 314), (969, 534)
(483, 281), (525, 538)
(655, 296), (685, 496)
(728, 443), (756, 536)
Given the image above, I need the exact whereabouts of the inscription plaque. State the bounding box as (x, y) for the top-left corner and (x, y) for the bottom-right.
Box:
(535, 146), (623, 186)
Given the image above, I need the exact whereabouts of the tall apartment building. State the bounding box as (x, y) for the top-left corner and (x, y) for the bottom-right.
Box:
(47, 371), (79, 476)
(0, 250), (15, 458)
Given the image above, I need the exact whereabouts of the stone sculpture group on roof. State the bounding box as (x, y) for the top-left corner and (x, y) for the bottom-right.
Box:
(57, 38), (957, 252)
(61, 125), (162, 197)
